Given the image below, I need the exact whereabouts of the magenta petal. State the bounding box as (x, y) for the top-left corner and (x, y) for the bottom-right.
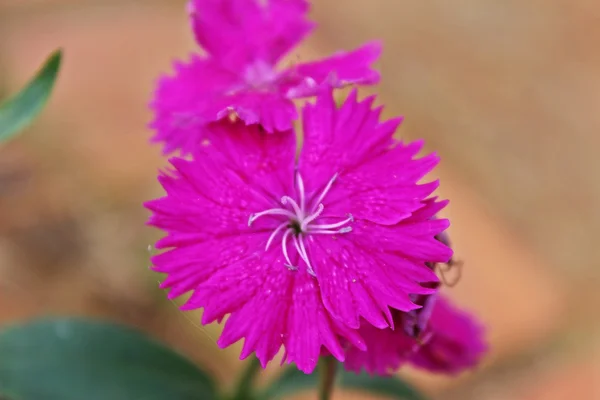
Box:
(352, 218), (453, 264)
(405, 197), (450, 222)
(145, 156), (274, 238)
(189, 0), (314, 68)
(298, 88), (443, 224)
(201, 120), (297, 198)
(345, 321), (416, 376)
(409, 296), (488, 374)
(211, 251), (363, 373)
(298, 89), (394, 190)
(149, 55), (241, 154)
(153, 233), (263, 300)
(324, 180), (440, 225)
(344, 297), (487, 376)
(154, 1), (383, 153)
(286, 41), (382, 98)
(215, 91), (299, 133)
(150, 54), (299, 153)
(322, 148), (441, 224)
(306, 235), (427, 329)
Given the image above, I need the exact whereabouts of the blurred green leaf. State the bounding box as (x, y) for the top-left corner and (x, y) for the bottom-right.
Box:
(260, 365), (317, 400)
(0, 49), (62, 143)
(338, 370), (427, 400)
(262, 362), (426, 400)
(0, 318), (218, 400)
(230, 357), (262, 400)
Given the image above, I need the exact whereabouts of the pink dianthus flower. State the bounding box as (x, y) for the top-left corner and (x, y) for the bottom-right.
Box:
(344, 294), (487, 375)
(150, 0), (381, 154)
(409, 296), (487, 374)
(145, 88), (451, 373)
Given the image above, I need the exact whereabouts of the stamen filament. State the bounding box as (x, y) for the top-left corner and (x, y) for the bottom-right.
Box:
(296, 172), (306, 211)
(311, 173), (338, 213)
(300, 203), (324, 231)
(249, 208), (296, 226)
(292, 236), (306, 265)
(281, 228), (297, 270)
(297, 235), (316, 276)
(308, 214), (353, 231)
(265, 221), (289, 251)
(308, 227), (352, 235)
(281, 196), (304, 220)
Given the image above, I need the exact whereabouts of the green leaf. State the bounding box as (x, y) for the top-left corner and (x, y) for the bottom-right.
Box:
(261, 365), (317, 400)
(0, 49), (62, 143)
(338, 371), (427, 400)
(262, 362), (426, 400)
(0, 318), (218, 400)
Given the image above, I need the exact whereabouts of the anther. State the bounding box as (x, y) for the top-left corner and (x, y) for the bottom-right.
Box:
(281, 196), (303, 219)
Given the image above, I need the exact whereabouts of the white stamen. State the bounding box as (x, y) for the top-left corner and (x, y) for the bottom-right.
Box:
(281, 228), (296, 270)
(265, 221), (289, 251)
(311, 173), (338, 213)
(281, 196), (303, 219)
(292, 236), (306, 266)
(249, 208), (296, 226)
(297, 235), (316, 276)
(296, 172), (306, 211)
(308, 227), (353, 235)
(300, 203), (324, 231)
(248, 173), (353, 277)
(292, 236), (309, 266)
(308, 214), (354, 231)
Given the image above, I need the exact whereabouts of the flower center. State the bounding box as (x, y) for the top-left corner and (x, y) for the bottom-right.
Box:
(243, 59), (278, 90)
(248, 173), (353, 276)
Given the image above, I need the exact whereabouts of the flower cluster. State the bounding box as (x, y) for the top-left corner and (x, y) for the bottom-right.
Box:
(146, 0), (487, 375)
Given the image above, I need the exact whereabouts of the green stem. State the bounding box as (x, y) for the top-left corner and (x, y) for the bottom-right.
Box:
(232, 356), (262, 400)
(318, 357), (337, 400)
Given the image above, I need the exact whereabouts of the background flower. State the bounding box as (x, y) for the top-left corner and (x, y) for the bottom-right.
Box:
(345, 295), (487, 376)
(150, 0), (381, 154)
(410, 295), (487, 374)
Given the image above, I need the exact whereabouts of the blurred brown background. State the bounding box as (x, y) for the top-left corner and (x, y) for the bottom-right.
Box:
(0, 0), (599, 399)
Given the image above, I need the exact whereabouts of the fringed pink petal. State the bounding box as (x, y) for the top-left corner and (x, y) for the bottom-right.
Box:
(284, 41), (382, 98)
(189, 0), (313, 68)
(409, 296), (488, 374)
(149, 55), (240, 154)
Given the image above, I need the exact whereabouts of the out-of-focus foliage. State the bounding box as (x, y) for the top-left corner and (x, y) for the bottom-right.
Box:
(0, 318), (218, 400)
(0, 50), (62, 143)
(261, 359), (427, 400)
(0, 316), (429, 400)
